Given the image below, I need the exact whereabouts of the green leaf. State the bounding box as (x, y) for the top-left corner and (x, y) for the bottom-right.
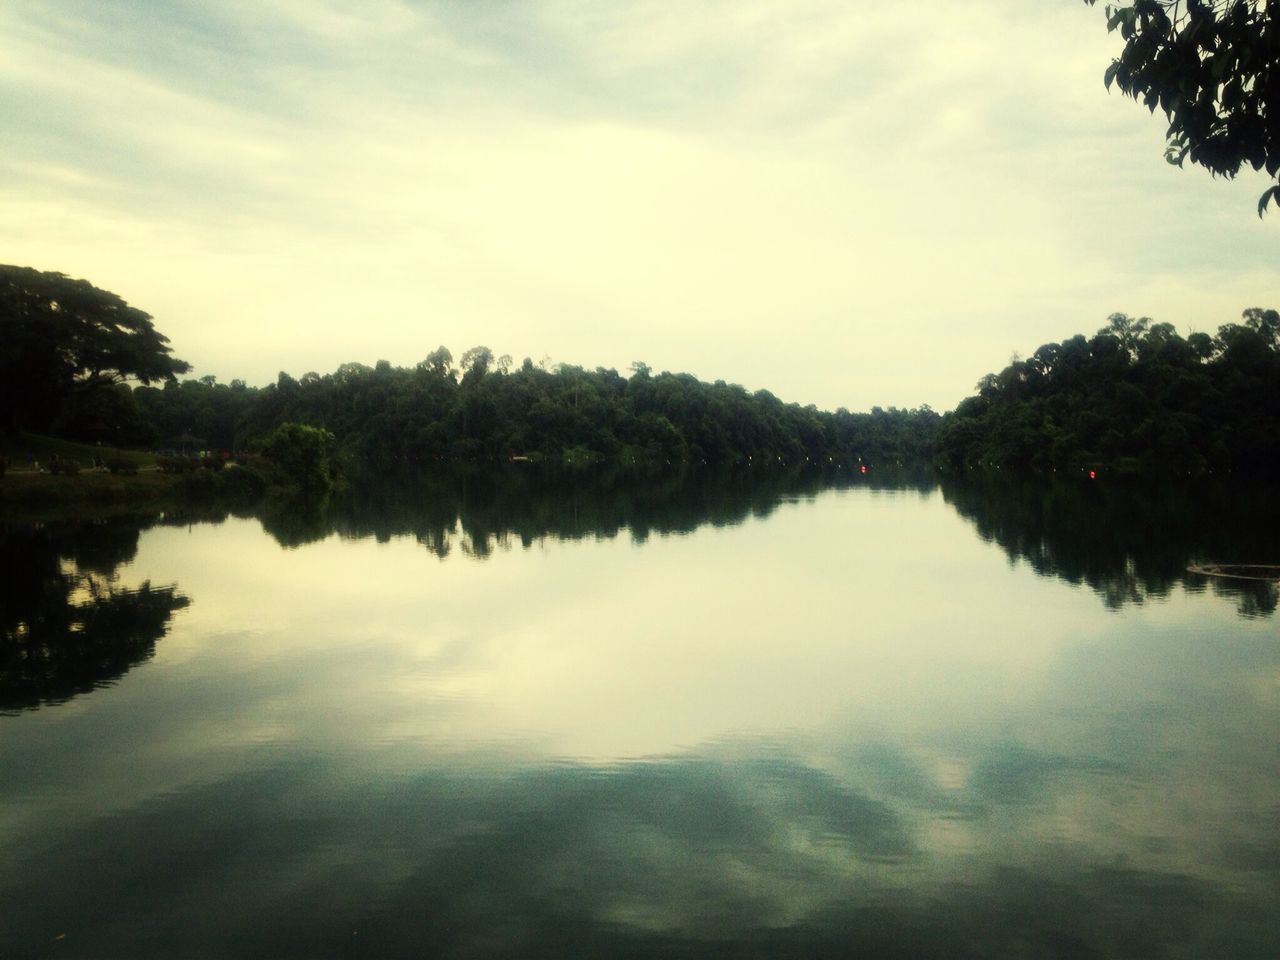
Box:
(1256, 185), (1279, 218)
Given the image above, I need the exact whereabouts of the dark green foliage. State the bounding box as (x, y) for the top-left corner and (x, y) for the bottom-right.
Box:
(51, 382), (153, 446)
(169, 460), (266, 505)
(1084, 0), (1280, 214)
(46, 457), (81, 476)
(260, 422), (336, 490)
(204, 351), (940, 471)
(155, 453), (224, 475)
(105, 457), (138, 476)
(0, 456), (6, 477)
(216, 463), (267, 501)
(133, 375), (257, 453)
(0, 266), (189, 436)
(157, 455), (200, 474)
(937, 309), (1280, 473)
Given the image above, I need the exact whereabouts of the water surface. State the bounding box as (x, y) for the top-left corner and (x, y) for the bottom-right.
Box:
(2, 471), (1277, 958)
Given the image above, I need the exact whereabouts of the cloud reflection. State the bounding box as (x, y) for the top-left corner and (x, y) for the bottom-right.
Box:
(1, 477), (1276, 956)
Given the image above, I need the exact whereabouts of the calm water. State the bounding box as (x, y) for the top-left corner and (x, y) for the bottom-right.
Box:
(2, 470), (1277, 958)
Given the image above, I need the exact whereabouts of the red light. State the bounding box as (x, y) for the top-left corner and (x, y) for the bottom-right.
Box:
(1089, 470), (1096, 479)
(860, 465), (867, 474)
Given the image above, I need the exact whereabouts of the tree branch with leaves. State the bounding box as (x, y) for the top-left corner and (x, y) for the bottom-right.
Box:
(1085, 0), (1280, 215)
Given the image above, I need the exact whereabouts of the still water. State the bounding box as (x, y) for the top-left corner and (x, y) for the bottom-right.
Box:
(2, 471), (1277, 958)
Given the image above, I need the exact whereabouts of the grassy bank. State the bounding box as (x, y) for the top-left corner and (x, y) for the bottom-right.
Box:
(0, 432), (156, 469)
(0, 432), (282, 518)
(0, 464), (272, 520)
(0, 470), (180, 516)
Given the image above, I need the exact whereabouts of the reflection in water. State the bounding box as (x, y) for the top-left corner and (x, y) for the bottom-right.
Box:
(113, 465), (875, 555)
(326, 464), (892, 558)
(941, 474), (1280, 616)
(0, 469), (1276, 957)
(0, 519), (189, 713)
(3, 733), (1276, 957)
(246, 466), (1275, 618)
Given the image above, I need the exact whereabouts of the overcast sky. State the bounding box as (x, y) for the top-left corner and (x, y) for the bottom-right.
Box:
(3, 1), (1276, 412)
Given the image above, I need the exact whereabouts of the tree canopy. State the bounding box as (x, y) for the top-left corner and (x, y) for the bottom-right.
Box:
(936, 307), (1280, 473)
(133, 352), (941, 470)
(1084, 0), (1280, 214)
(0, 265), (190, 435)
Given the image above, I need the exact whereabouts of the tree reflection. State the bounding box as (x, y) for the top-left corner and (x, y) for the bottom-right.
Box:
(941, 475), (1280, 616)
(258, 463), (893, 555)
(250, 463), (1279, 616)
(0, 519), (189, 712)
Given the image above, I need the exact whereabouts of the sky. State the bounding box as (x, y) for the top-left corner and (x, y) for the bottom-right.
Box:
(2, 0), (1277, 413)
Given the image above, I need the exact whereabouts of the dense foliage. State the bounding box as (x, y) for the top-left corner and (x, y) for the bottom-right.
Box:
(0, 265), (189, 438)
(11, 264), (1276, 481)
(1084, 0), (1280, 214)
(260, 422), (336, 490)
(134, 353), (941, 470)
(133, 376), (256, 452)
(936, 309), (1280, 473)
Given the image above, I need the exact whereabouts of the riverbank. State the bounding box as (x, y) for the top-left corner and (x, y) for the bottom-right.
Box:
(0, 465), (272, 519)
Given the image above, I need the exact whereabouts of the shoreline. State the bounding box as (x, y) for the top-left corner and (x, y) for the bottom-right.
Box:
(0, 466), (270, 519)
(0, 470), (183, 518)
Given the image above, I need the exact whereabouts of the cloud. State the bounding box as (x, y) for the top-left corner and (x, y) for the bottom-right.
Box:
(1, 0), (1275, 411)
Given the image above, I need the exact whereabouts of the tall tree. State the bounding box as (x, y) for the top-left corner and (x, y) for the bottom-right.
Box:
(0, 265), (190, 435)
(1084, 0), (1280, 214)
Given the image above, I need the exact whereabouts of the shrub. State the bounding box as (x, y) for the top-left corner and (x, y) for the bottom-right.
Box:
(261, 423), (335, 490)
(157, 455), (199, 474)
(105, 457), (139, 475)
(177, 469), (217, 497)
(220, 463), (267, 500)
(48, 457), (81, 476)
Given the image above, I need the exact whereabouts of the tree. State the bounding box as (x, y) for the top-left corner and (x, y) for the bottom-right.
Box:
(458, 345), (494, 388)
(261, 422), (336, 490)
(418, 346), (455, 381)
(937, 307), (1280, 473)
(1084, 0), (1280, 214)
(0, 265), (190, 435)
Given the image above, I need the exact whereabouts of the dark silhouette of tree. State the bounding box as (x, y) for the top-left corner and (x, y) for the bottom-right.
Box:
(937, 308), (1280, 474)
(142, 352), (940, 470)
(261, 422), (336, 490)
(1084, 0), (1280, 214)
(0, 265), (190, 435)
(133, 375), (258, 452)
(458, 345), (494, 389)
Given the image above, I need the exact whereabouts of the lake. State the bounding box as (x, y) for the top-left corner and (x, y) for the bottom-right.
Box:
(2, 469), (1277, 958)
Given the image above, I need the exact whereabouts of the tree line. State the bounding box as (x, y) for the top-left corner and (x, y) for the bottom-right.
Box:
(7, 265), (1280, 478)
(131, 351), (940, 470)
(935, 309), (1280, 474)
